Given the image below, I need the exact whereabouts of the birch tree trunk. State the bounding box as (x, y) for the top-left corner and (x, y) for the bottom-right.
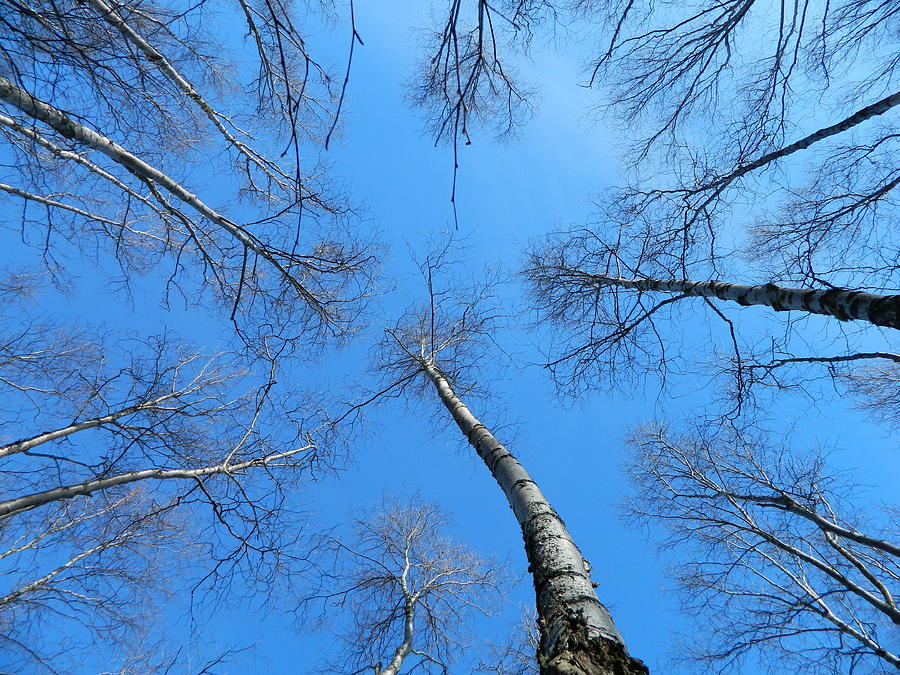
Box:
(422, 363), (647, 674)
(0, 446), (312, 520)
(378, 605), (414, 675)
(587, 275), (900, 329)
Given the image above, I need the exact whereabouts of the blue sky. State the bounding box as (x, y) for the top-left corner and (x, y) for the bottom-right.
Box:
(2, 1), (898, 673)
(213, 3), (895, 672)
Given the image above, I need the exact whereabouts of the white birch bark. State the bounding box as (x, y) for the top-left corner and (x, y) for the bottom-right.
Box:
(378, 606), (414, 675)
(0, 445), (312, 520)
(588, 275), (900, 329)
(0, 392), (185, 460)
(0, 74), (322, 311)
(422, 362), (647, 674)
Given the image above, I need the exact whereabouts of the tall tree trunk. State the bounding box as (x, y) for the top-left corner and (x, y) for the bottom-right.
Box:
(378, 605), (414, 675)
(589, 275), (900, 329)
(422, 363), (647, 675)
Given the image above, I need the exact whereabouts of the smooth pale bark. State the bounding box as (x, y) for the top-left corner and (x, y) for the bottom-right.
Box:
(0, 75), (321, 311)
(422, 363), (647, 675)
(0, 391), (202, 460)
(0, 445), (312, 519)
(378, 605), (414, 675)
(588, 275), (900, 329)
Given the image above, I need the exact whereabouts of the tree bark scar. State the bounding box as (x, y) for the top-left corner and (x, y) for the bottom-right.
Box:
(847, 291), (864, 322)
(512, 477), (541, 493)
(486, 444), (518, 474)
(709, 281), (729, 303)
(533, 567), (592, 596)
(760, 283), (784, 311)
(734, 282), (752, 306)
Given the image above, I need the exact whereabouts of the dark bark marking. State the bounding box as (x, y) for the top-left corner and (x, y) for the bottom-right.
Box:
(869, 295), (900, 329)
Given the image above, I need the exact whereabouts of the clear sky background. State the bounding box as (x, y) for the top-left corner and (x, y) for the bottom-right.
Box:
(3, 1), (897, 673)
(212, 3), (895, 672)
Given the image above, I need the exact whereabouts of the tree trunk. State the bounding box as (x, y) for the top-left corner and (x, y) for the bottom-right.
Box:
(378, 605), (414, 675)
(0, 394), (179, 460)
(422, 363), (648, 675)
(591, 275), (900, 329)
(0, 446), (312, 519)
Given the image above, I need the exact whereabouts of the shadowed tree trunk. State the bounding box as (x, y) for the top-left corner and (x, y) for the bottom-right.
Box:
(422, 362), (648, 675)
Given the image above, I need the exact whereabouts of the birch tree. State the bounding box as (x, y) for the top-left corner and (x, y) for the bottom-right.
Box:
(625, 425), (900, 673)
(579, 0), (900, 289)
(0, 0), (375, 350)
(0, 280), (332, 671)
(374, 257), (647, 674)
(407, 2), (900, 403)
(0, 489), (182, 674)
(416, 363), (645, 673)
(307, 498), (502, 675)
(0, 1), (377, 662)
(524, 230), (900, 407)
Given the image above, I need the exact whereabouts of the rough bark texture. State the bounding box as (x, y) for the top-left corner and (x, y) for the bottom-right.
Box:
(423, 363), (648, 675)
(593, 276), (900, 329)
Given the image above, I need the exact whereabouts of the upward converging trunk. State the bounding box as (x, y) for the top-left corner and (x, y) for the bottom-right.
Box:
(422, 363), (647, 675)
(378, 604), (414, 675)
(589, 275), (900, 330)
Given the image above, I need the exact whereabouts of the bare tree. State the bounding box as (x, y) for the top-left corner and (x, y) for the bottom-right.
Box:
(0, 0), (376, 349)
(373, 253), (647, 674)
(0, 279), (334, 672)
(530, 268), (899, 330)
(841, 361), (900, 429)
(475, 606), (541, 674)
(581, 0), (900, 298)
(410, 1), (900, 295)
(625, 424), (900, 673)
(0, 4), (373, 669)
(412, 1), (566, 222)
(524, 225), (899, 421)
(306, 498), (502, 675)
(0, 489), (183, 674)
(0, 326), (323, 518)
(415, 1), (541, 145)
